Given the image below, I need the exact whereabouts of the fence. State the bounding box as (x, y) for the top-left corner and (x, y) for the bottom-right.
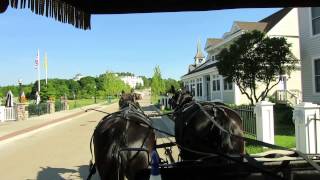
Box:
(4, 107), (16, 121)
(28, 103), (48, 117)
(232, 105), (256, 138)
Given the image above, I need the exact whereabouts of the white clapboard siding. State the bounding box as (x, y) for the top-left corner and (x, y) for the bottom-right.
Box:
(298, 8), (320, 104)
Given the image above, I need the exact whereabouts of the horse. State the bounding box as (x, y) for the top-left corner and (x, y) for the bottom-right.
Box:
(118, 91), (140, 109)
(89, 95), (156, 180)
(169, 88), (244, 161)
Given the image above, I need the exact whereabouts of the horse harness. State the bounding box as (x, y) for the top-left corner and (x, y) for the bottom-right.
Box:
(87, 102), (155, 180)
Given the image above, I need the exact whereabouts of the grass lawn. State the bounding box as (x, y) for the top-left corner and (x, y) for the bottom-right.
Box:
(246, 124), (296, 154)
(68, 98), (118, 110)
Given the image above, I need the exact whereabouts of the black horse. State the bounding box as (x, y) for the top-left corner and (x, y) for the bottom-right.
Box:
(119, 91), (140, 109)
(90, 95), (156, 180)
(169, 88), (244, 161)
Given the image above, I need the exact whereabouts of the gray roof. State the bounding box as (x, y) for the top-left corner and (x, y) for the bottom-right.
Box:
(182, 62), (217, 77)
(234, 21), (268, 32)
(260, 7), (292, 32)
(205, 38), (223, 49)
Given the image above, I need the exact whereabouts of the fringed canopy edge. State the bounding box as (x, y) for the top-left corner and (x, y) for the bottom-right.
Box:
(9, 0), (91, 30)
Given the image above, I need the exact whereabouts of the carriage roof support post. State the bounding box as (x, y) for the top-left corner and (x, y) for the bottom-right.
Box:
(293, 102), (320, 155)
(254, 101), (275, 145)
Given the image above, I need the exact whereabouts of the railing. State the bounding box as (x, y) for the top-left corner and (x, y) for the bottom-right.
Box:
(28, 103), (48, 117)
(275, 90), (301, 106)
(232, 105), (256, 138)
(4, 107), (16, 121)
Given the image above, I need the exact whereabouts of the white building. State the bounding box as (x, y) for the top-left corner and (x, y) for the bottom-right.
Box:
(120, 76), (144, 89)
(298, 7), (320, 104)
(181, 8), (302, 105)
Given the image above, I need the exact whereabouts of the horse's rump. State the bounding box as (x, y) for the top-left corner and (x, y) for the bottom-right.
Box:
(174, 101), (244, 161)
(92, 108), (155, 180)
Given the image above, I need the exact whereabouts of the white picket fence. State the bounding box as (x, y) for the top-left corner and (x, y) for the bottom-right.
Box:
(0, 106), (16, 122)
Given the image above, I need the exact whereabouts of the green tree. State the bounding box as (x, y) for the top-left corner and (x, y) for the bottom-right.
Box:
(164, 78), (181, 93)
(79, 76), (96, 98)
(140, 76), (151, 88)
(216, 30), (298, 105)
(98, 72), (130, 97)
(151, 65), (165, 96)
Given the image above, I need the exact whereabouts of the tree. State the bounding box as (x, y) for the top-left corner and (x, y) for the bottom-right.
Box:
(79, 76), (96, 98)
(216, 30), (298, 105)
(164, 78), (181, 93)
(151, 65), (165, 96)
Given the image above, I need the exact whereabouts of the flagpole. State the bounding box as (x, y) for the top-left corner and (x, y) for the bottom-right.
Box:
(37, 49), (41, 93)
(45, 52), (48, 85)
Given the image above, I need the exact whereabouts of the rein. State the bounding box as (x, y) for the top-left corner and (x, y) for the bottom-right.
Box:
(192, 101), (320, 172)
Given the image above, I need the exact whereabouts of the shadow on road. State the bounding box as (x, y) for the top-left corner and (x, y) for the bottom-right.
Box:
(141, 105), (175, 138)
(36, 165), (99, 180)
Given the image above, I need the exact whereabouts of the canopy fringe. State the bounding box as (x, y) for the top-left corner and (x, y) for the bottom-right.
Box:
(10, 0), (90, 30)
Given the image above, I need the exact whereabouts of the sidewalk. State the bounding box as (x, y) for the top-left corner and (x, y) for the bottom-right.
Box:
(0, 101), (116, 142)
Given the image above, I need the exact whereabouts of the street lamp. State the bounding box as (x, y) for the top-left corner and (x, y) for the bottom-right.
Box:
(18, 79), (22, 102)
(73, 90), (77, 107)
(94, 85), (97, 103)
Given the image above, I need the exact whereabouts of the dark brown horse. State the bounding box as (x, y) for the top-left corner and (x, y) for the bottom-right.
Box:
(89, 96), (156, 180)
(169, 88), (244, 161)
(119, 91), (140, 109)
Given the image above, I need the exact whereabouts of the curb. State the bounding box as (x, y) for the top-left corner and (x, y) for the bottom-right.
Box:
(0, 104), (112, 147)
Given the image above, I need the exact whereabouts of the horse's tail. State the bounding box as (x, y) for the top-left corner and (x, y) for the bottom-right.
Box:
(87, 134), (96, 180)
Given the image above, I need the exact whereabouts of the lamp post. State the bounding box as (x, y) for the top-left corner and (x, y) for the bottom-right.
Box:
(94, 85), (97, 104)
(73, 90), (77, 108)
(18, 79), (22, 102)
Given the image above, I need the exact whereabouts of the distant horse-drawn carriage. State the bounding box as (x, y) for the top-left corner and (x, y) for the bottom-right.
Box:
(87, 89), (320, 180)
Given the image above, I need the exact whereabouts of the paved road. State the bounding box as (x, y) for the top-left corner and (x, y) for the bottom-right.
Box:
(0, 90), (176, 180)
(0, 104), (119, 180)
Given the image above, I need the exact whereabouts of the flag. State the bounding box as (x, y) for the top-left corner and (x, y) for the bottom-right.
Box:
(44, 52), (48, 71)
(35, 50), (40, 69)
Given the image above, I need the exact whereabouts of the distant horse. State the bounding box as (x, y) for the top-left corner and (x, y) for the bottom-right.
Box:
(119, 91), (140, 109)
(90, 96), (156, 180)
(169, 88), (244, 161)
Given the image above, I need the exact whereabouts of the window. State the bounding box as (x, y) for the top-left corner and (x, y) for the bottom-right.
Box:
(311, 7), (320, 35)
(224, 79), (233, 90)
(211, 55), (215, 61)
(315, 59), (320, 92)
(196, 78), (202, 96)
(212, 75), (220, 91)
(198, 59), (203, 63)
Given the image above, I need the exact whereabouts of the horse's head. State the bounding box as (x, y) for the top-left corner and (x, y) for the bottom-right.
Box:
(119, 92), (140, 109)
(169, 87), (193, 110)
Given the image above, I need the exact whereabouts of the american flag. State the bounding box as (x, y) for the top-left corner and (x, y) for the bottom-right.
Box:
(35, 50), (40, 69)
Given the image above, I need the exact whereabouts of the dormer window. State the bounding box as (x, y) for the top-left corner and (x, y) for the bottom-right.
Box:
(198, 59), (203, 63)
(212, 56), (215, 61)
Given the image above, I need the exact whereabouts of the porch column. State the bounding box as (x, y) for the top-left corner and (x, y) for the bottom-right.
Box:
(219, 75), (224, 101)
(201, 76), (205, 101)
(293, 102), (320, 154)
(254, 101), (275, 144)
(209, 75), (212, 100)
(195, 78), (198, 100)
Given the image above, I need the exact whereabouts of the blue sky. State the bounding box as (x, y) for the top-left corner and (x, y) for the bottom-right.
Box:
(0, 7), (280, 86)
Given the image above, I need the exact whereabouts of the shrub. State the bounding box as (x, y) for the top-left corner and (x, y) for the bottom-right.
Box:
(274, 103), (293, 125)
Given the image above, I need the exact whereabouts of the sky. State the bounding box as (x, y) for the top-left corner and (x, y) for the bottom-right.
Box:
(0, 7), (280, 86)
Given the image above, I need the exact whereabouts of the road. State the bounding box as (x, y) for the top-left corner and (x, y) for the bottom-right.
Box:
(0, 89), (175, 180)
